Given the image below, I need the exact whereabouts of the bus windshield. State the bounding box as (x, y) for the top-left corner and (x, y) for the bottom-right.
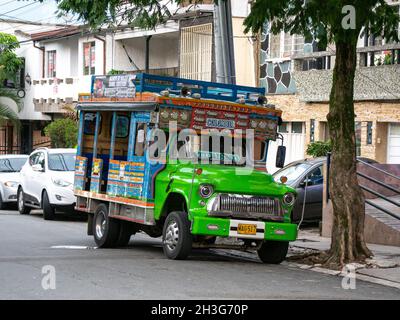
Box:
(173, 133), (267, 166)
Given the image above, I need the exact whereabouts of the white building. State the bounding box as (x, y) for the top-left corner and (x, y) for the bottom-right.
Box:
(1, 1), (258, 154)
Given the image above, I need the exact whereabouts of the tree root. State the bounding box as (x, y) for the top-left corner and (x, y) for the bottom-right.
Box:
(288, 249), (372, 271)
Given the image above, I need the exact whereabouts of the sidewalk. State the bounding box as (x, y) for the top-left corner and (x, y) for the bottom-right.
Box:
(291, 229), (400, 288)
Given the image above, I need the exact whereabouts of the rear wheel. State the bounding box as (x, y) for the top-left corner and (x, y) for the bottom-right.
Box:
(115, 221), (134, 247)
(257, 240), (289, 264)
(42, 191), (56, 220)
(17, 188), (31, 215)
(162, 211), (192, 260)
(93, 203), (120, 248)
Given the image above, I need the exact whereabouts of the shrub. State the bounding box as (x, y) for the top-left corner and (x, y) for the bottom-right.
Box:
(44, 118), (78, 148)
(306, 140), (332, 158)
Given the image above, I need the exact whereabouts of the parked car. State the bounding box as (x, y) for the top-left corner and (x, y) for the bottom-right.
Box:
(272, 156), (379, 223)
(0, 155), (29, 209)
(17, 148), (77, 220)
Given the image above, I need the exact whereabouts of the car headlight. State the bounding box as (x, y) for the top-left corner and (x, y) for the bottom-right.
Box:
(199, 184), (214, 198)
(52, 178), (72, 187)
(4, 181), (18, 188)
(283, 192), (296, 206)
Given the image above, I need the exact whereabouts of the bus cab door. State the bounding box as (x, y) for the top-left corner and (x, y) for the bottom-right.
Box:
(126, 112), (151, 199)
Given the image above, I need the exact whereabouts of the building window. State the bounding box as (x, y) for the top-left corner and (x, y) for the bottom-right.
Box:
(278, 122), (289, 133)
(291, 122), (304, 134)
(180, 23), (212, 81)
(47, 51), (56, 77)
(83, 42), (96, 75)
(269, 33), (281, 59)
(355, 122), (362, 156)
(268, 32), (304, 59)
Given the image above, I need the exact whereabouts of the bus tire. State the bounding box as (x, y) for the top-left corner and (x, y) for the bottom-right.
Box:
(115, 221), (133, 247)
(93, 203), (119, 248)
(257, 240), (289, 264)
(162, 211), (192, 260)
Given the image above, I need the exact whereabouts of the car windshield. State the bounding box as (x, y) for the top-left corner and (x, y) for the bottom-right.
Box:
(48, 153), (76, 171)
(0, 158), (27, 172)
(273, 162), (312, 185)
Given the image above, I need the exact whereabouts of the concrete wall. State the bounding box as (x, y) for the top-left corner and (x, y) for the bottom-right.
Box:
(113, 34), (179, 72)
(232, 17), (256, 87)
(294, 65), (400, 102)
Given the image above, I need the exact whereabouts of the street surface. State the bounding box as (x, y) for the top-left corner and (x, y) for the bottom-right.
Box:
(0, 209), (399, 299)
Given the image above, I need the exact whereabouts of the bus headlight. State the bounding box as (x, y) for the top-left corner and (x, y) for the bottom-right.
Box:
(199, 184), (214, 198)
(283, 193), (296, 206)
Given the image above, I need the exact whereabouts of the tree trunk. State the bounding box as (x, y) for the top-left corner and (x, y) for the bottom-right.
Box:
(326, 40), (372, 267)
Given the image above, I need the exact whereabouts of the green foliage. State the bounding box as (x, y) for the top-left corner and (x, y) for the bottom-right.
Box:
(44, 118), (78, 148)
(0, 33), (22, 127)
(0, 32), (23, 83)
(107, 69), (124, 75)
(306, 140), (332, 158)
(57, 0), (199, 29)
(243, 0), (399, 47)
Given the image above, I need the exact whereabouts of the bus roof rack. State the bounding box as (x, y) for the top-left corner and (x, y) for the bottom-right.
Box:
(133, 73), (265, 104)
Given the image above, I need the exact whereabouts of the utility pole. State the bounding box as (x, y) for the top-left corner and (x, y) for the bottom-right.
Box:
(214, 0), (236, 84)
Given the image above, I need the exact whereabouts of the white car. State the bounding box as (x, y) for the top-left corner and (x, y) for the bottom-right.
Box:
(0, 155), (29, 209)
(17, 148), (77, 220)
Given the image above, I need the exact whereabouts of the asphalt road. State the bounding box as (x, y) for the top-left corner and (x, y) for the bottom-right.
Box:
(0, 209), (399, 300)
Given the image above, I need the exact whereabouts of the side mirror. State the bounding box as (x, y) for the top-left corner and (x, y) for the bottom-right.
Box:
(299, 179), (313, 188)
(276, 146), (286, 168)
(32, 164), (44, 172)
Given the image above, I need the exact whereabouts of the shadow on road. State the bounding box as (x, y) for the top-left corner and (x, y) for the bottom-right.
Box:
(27, 209), (88, 222)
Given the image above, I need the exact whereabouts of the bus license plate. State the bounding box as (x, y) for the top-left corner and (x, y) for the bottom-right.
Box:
(237, 224), (257, 235)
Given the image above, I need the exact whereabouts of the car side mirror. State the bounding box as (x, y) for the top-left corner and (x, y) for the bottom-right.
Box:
(276, 146), (286, 168)
(32, 164), (44, 172)
(299, 179), (313, 188)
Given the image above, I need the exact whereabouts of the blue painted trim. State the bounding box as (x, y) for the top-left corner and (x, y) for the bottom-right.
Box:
(110, 112), (117, 160)
(77, 111), (85, 156)
(127, 112), (137, 162)
(93, 111), (101, 158)
(117, 73), (265, 103)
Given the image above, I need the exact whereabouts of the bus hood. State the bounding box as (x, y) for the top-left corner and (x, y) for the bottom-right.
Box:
(194, 165), (294, 197)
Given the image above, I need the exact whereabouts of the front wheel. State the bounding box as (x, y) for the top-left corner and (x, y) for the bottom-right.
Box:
(257, 240), (289, 264)
(42, 191), (56, 220)
(17, 188), (31, 215)
(162, 211), (192, 260)
(93, 203), (120, 248)
(0, 193), (5, 210)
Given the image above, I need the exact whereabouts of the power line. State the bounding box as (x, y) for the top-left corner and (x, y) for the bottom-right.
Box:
(0, 0), (39, 16)
(0, 0), (17, 8)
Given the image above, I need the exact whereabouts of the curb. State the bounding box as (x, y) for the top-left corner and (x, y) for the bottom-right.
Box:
(286, 262), (400, 290)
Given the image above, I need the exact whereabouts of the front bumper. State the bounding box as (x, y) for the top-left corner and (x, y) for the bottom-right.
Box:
(2, 186), (18, 203)
(191, 216), (297, 242)
(47, 186), (76, 206)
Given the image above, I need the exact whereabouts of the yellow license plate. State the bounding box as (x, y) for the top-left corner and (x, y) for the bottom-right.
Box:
(237, 224), (257, 235)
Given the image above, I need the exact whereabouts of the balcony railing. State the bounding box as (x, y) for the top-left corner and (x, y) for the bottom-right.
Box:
(32, 75), (92, 113)
(292, 43), (400, 72)
(32, 67), (179, 113)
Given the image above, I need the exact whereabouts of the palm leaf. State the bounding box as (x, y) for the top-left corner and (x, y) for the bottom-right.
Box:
(0, 103), (20, 128)
(0, 87), (21, 112)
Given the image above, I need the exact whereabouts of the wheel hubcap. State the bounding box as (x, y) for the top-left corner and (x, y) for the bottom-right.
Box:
(95, 211), (106, 239)
(165, 220), (179, 251)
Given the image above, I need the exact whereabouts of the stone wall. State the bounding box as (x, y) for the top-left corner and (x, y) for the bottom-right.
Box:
(294, 65), (400, 102)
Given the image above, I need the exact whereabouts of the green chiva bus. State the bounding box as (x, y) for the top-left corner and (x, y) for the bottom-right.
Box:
(73, 73), (297, 263)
